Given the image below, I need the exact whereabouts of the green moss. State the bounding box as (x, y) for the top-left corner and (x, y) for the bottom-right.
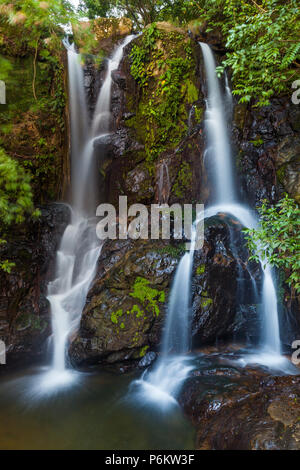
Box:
(16, 313), (47, 332)
(172, 161), (193, 198)
(276, 165), (286, 184)
(194, 105), (203, 123)
(201, 298), (213, 307)
(196, 264), (205, 275)
(0, 32), (66, 203)
(157, 244), (185, 258)
(128, 25), (197, 162)
(250, 137), (264, 147)
(110, 277), (165, 326)
(139, 345), (149, 357)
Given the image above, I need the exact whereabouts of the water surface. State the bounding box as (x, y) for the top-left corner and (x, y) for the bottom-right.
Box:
(0, 366), (195, 450)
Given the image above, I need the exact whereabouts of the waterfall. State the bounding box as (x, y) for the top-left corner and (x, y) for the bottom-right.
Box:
(137, 42), (286, 402)
(135, 230), (195, 406)
(200, 42), (236, 204)
(92, 34), (136, 136)
(199, 43), (282, 362)
(42, 36), (135, 389)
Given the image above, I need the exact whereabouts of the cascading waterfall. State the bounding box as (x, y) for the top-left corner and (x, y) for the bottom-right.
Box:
(41, 36), (135, 390)
(199, 42), (282, 363)
(92, 34), (135, 136)
(138, 41), (287, 402)
(200, 43), (236, 204)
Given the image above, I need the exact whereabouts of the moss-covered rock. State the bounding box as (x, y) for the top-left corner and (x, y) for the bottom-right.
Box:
(0, 23), (69, 203)
(69, 238), (180, 369)
(126, 23), (200, 162)
(93, 23), (205, 207)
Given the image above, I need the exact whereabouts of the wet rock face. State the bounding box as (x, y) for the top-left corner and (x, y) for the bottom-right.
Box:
(180, 364), (300, 450)
(69, 239), (180, 369)
(84, 28), (207, 208)
(192, 216), (261, 347)
(232, 99), (300, 205)
(0, 204), (69, 368)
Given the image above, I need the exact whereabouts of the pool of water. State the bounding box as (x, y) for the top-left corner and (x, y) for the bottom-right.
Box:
(0, 366), (195, 450)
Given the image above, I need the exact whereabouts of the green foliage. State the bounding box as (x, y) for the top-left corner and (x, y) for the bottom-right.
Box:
(194, 0), (300, 106)
(79, 0), (201, 26)
(0, 55), (12, 82)
(81, 0), (300, 104)
(129, 26), (197, 161)
(250, 137), (264, 147)
(244, 195), (300, 294)
(0, 147), (38, 272)
(0, 0), (76, 34)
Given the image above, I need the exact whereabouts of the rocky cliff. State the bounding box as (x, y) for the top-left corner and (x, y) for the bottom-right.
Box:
(1, 19), (299, 370)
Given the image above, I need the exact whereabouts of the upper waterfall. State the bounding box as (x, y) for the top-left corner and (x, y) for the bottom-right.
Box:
(200, 42), (236, 204)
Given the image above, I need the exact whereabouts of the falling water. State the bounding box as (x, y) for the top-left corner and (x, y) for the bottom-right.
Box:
(42, 36), (135, 389)
(200, 42), (236, 204)
(199, 42), (282, 362)
(92, 34), (136, 136)
(136, 232), (196, 406)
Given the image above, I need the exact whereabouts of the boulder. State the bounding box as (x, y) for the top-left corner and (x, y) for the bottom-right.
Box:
(180, 363), (300, 450)
(192, 216), (261, 346)
(69, 239), (181, 369)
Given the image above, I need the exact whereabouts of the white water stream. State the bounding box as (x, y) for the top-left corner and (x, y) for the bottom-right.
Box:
(41, 36), (135, 390)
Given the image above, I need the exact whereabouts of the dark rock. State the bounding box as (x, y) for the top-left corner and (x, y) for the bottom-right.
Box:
(111, 70), (127, 90)
(0, 203), (70, 368)
(138, 351), (157, 368)
(180, 368), (300, 450)
(191, 215), (261, 346)
(232, 97), (300, 205)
